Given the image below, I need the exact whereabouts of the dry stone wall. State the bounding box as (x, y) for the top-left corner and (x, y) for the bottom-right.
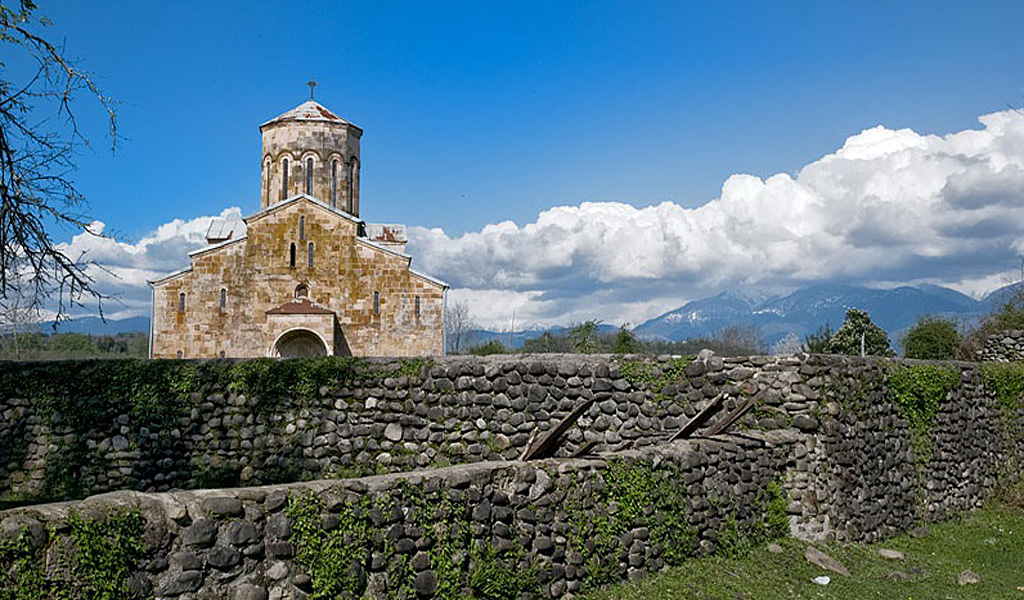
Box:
(979, 329), (1024, 362)
(0, 432), (795, 600)
(3, 352), (1024, 598)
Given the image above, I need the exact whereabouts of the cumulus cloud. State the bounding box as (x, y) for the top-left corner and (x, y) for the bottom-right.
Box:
(409, 110), (1024, 328)
(55, 109), (1024, 330)
(55, 207), (241, 319)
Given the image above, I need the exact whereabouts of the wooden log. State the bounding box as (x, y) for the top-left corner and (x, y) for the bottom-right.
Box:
(518, 397), (597, 461)
(703, 395), (757, 437)
(669, 392), (727, 442)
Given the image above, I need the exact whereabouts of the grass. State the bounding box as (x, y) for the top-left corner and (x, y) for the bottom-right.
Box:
(583, 504), (1024, 600)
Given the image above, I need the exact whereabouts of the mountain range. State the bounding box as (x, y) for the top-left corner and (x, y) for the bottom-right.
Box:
(633, 282), (1017, 346)
(15, 282), (1019, 351)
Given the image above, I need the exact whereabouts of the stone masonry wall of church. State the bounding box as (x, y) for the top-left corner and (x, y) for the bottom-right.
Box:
(151, 200), (444, 359)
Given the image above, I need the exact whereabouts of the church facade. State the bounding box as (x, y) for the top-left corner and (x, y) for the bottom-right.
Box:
(149, 99), (447, 358)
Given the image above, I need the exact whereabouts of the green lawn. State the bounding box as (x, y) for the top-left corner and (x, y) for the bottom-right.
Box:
(583, 505), (1024, 600)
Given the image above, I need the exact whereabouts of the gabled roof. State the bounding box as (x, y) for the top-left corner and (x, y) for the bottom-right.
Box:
(260, 100), (360, 130)
(410, 268), (449, 289)
(266, 297), (335, 315)
(149, 266), (192, 286)
(246, 194), (363, 226)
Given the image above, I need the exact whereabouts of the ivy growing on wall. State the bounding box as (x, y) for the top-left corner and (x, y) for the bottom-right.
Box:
(617, 357), (692, 403)
(885, 363), (961, 433)
(981, 362), (1024, 469)
(0, 508), (145, 600)
(285, 481), (537, 600)
(0, 356), (433, 506)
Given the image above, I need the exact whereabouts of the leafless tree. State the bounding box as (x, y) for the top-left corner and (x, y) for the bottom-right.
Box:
(444, 299), (476, 354)
(1, 1), (118, 323)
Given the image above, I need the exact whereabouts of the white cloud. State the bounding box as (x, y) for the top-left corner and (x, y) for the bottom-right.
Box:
(409, 110), (1024, 328)
(54, 208), (241, 319)
(55, 110), (1024, 331)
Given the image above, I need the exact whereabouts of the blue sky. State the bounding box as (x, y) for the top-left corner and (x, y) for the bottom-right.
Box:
(25, 1), (1024, 327)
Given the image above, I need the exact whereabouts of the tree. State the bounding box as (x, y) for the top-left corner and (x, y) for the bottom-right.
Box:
(772, 332), (802, 355)
(0, 1), (117, 323)
(611, 325), (640, 354)
(902, 315), (961, 360)
(569, 320), (600, 354)
(444, 299), (476, 354)
(520, 331), (572, 354)
(464, 339), (507, 356)
(826, 308), (894, 357)
(803, 323), (833, 354)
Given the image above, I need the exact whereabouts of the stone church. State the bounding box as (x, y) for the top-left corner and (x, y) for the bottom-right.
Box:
(150, 96), (447, 358)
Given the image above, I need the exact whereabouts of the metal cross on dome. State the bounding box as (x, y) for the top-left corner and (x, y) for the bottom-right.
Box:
(306, 76), (317, 100)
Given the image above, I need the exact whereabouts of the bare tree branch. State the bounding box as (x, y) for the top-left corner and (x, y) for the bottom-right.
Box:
(0, 0), (118, 324)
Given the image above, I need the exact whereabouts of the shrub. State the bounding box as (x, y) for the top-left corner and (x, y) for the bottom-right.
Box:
(826, 308), (894, 357)
(464, 339), (508, 355)
(803, 323), (833, 354)
(902, 315), (962, 360)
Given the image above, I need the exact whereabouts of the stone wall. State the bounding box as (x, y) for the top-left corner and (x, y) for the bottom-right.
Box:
(3, 353), (1023, 536)
(979, 329), (1024, 362)
(0, 432), (796, 599)
(3, 352), (1024, 598)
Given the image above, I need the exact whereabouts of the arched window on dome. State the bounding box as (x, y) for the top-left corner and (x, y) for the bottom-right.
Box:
(305, 157), (313, 195)
(347, 159), (355, 212)
(281, 158), (289, 200)
(178, 292), (185, 313)
(289, 243), (296, 268)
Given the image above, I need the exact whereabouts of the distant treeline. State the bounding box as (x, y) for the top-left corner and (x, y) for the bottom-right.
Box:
(458, 322), (766, 357)
(0, 332), (149, 360)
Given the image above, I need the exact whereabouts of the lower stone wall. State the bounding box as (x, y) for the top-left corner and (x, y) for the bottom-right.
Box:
(0, 431), (796, 599)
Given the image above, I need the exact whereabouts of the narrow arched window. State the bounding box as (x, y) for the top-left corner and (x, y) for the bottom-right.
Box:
(347, 160), (355, 211)
(373, 291), (380, 315)
(331, 160), (338, 207)
(414, 296), (421, 316)
(295, 284), (309, 298)
(176, 350), (183, 359)
(281, 158), (289, 199)
(307, 242), (314, 268)
(219, 288), (227, 310)
(299, 216), (305, 240)
(178, 292), (185, 312)
(305, 157), (313, 194)
(219, 351), (226, 359)
(289, 243), (296, 268)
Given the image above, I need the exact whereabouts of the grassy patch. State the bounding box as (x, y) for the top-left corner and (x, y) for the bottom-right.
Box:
(583, 504), (1024, 600)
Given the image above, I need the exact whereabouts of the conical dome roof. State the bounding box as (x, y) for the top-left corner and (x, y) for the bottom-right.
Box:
(260, 100), (353, 128)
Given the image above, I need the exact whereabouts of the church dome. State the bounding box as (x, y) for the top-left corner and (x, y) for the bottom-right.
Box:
(260, 100), (355, 129)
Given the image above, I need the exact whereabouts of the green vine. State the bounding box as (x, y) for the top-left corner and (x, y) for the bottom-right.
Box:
(0, 508), (145, 600)
(287, 491), (374, 599)
(886, 363), (960, 433)
(618, 357), (692, 403)
(981, 362), (1024, 470)
(285, 480), (535, 600)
